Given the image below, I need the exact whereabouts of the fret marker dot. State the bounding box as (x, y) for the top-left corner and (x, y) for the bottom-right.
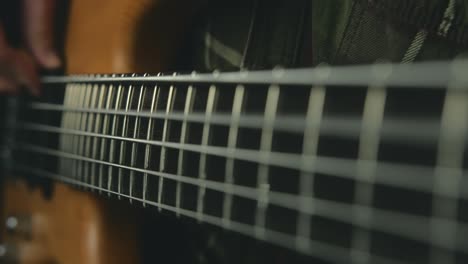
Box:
(372, 62), (393, 83)
(314, 64), (331, 81)
(272, 66), (285, 78)
(240, 69), (248, 78)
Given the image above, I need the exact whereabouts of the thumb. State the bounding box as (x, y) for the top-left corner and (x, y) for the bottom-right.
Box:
(23, 0), (60, 69)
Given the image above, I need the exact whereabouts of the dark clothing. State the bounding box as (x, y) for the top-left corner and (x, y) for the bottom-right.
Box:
(189, 0), (468, 71)
(314, 0), (468, 65)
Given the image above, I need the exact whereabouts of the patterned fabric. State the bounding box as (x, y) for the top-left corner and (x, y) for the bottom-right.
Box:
(314, 0), (468, 65)
(189, 0), (468, 71)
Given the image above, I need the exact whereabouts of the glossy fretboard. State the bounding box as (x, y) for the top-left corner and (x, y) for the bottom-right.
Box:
(10, 61), (468, 263)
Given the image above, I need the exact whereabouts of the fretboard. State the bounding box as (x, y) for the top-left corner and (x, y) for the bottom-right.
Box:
(8, 61), (468, 264)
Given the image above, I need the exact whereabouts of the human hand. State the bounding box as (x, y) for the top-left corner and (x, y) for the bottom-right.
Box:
(0, 0), (60, 96)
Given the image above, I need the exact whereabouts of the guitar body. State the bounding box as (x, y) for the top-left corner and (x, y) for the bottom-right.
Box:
(4, 181), (139, 263)
(1, 1), (467, 264)
(2, 0), (194, 262)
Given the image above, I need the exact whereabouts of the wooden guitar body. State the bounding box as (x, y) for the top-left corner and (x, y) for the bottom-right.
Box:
(2, 0), (194, 262)
(4, 181), (139, 263)
(2, 1), (466, 263)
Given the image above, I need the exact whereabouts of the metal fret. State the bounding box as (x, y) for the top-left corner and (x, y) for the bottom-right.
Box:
(222, 85), (245, 228)
(108, 84), (124, 196)
(254, 85), (280, 239)
(14, 62), (468, 264)
(196, 85), (218, 221)
(19, 140), (468, 236)
(157, 85), (176, 210)
(28, 101), (450, 145)
(14, 63), (468, 264)
(58, 85), (66, 175)
(21, 120), (468, 201)
(430, 88), (468, 264)
(175, 86), (195, 216)
(77, 85), (93, 186)
(76, 84), (87, 183)
(98, 84), (115, 195)
(17, 141), (468, 258)
(68, 85), (78, 179)
(71, 85), (86, 182)
(83, 85), (99, 187)
(91, 85), (107, 188)
(143, 84), (160, 207)
(295, 86), (325, 251)
(118, 82), (135, 199)
(15, 162), (402, 264)
(351, 87), (387, 264)
(129, 83), (146, 202)
(68, 85), (80, 178)
(59, 84), (73, 176)
(29, 103), (308, 133)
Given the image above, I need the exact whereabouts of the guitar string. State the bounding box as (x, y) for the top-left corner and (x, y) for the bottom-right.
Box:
(11, 61), (468, 263)
(16, 122), (468, 200)
(14, 142), (468, 253)
(40, 60), (464, 89)
(12, 163), (407, 264)
(27, 102), (442, 146)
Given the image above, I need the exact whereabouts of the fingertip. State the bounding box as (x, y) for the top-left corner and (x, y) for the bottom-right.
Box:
(28, 85), (41, 97)
(13, 50), (42, 96)
(0, 76), (18, 92)
(23, 0), (60, 69)
(48, 54), (61, 68)
(25, 76), (41, 97)
(40, 51), (61, 69)
(20, 78), (40, 96)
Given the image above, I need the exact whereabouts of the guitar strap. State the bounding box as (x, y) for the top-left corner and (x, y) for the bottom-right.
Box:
(241, 0), (310, 70)
(189, 0), (310, 71)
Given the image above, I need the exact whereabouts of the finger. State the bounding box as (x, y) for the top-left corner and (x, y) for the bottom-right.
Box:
(0, 77), (18, 94)
(13, 50), (41, 96)
(0, 49), (40, 96)
(0, 24), (40, 95)
(0, 49), (41, 96)
(23, 0), (60, 69)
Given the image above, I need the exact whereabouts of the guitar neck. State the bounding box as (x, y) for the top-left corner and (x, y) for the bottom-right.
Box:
(8, 61), (468, 263)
